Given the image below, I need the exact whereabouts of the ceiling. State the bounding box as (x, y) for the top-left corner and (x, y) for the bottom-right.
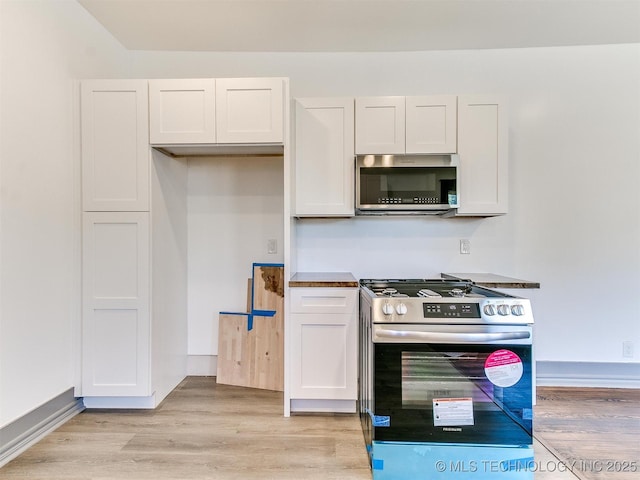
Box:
(78, 0), (640, 52)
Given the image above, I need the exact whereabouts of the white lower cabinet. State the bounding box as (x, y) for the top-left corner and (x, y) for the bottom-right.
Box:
(82, 212), (150, 397)
(289, 287), (358, 412)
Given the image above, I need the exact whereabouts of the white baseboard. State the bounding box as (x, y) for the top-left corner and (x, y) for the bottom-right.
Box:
(187, 355), (218, 376)
(290, 399), (357, 414)
(536, 361), (640, 388)
(82, 394), (157, 409)
(0, 388), (84, 468)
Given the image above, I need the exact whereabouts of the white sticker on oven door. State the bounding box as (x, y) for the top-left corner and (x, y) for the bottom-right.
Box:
(433, 397), (474, 426)
(484, 349), (523, 388)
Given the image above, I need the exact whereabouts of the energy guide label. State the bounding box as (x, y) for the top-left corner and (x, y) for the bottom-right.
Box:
(433, 397), (474, 426)
(484, 349), (523, 387)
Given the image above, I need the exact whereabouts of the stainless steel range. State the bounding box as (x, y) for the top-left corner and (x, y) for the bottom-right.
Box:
(359, 279), (535, 480)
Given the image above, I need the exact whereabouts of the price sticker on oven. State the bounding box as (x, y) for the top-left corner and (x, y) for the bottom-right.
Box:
(484, 349), (523, 387)
(432, 397), (474, 426)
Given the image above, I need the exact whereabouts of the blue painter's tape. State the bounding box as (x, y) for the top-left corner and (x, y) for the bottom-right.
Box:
(219, 312), (251, 316)
(248, 312), (277, 331)
(372, 459), (384, 471)
(252, 262), (285, 268)
(365, 408), (390, 427)
(522, 408), (533, 420)
(373, 415), (390, 427)
(500, 457), (535, 471)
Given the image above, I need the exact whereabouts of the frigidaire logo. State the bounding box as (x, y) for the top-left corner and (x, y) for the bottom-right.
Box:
(442, 427), (463, 432)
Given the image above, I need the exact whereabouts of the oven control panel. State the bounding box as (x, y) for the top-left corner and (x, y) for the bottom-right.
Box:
(370, 299), (534, 324)
(423, 303), (480, 318)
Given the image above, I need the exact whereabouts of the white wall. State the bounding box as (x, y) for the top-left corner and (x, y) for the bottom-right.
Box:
(131, 44), (640, 365)
(0, 0), (132, 427)
(187, 156), (284, 356)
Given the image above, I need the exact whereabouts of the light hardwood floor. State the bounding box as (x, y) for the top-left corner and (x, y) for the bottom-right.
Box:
(4, 378), (634, 479)
(534, 387), (640, 480)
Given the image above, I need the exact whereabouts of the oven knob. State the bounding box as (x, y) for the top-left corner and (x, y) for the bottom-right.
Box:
(497, 304), (511, 316)
(511, 304), (525, 316)
(483, 304), (496, 316)
(395, 303), (408, 315)
(382, 303), (395, 316)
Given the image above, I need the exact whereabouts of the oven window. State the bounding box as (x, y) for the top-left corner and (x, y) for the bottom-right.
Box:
(401, 351), (495, 408)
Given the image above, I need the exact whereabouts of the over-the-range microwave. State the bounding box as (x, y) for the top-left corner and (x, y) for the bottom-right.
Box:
(355, 154), (459, 215)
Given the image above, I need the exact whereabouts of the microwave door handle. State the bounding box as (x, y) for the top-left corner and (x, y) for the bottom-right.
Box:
(376, 329), (530, 343)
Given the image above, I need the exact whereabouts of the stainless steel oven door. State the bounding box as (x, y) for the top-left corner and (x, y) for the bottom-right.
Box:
(369, 324), (533, 446)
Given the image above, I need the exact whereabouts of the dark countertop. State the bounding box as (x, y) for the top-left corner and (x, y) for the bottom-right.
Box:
(289, 272), (359, 288)
(441, 273), (540, 289)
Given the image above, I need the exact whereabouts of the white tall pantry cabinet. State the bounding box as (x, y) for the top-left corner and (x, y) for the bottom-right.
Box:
(80, 80), (188, 408)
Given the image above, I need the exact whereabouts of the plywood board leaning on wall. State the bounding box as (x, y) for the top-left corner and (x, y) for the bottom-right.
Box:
(217, 264), (284, 391)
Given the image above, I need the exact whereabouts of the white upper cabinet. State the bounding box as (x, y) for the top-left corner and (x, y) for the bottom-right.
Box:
(355, 96), (405, 154)
(406, 96), (457, 154)
(356, 95), (457, 155)
(81, 80), (149, 212)
(149, 79), (216, 144)
(216, 77), (284, 143)
(294, 98), (355, 217)
(456, 95), (508, 216)
(149, 77), (284, 145)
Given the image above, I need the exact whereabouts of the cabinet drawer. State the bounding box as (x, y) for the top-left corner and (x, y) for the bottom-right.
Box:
(290, 288), (358, 314)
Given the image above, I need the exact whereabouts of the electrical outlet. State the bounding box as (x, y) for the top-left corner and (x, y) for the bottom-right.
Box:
(267, 239), (277, 255)
(623, 341), (634, 358)
(460, 239), (471, 254)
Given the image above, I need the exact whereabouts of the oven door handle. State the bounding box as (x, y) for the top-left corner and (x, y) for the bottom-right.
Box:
(375, 329), (531, 343)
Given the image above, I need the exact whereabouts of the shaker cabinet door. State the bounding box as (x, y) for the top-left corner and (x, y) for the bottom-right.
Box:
(355, 96), (405, 154)
(215, 78), (284, 143)
(81, 80), (149, 212)
(82, 212), (150, 397)
(294, 98), (355, 216)
(149, 79), (216, 144)
(290, 313), (357, 400)
(406, 95), (457, 154)
(456, 95), (508, 216)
